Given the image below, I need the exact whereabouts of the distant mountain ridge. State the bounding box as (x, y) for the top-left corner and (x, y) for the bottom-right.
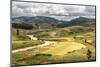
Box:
(12, 16), (95, 28)
(12, 16), (59, 28)
(57, 17), (95, 27)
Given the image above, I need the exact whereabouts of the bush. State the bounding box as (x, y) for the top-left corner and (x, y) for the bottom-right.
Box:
(35, 54), (52, 56)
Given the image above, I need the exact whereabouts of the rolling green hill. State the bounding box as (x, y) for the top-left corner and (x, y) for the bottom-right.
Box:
(12, 16), (95, 28)
(57, 17), (95, 27)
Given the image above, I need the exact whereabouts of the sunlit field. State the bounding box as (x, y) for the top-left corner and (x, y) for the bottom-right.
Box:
(12, 24), (96, 65)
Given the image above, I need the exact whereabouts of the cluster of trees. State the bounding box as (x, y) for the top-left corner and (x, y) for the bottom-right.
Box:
(12, 23), (33, 35)
(12, 23), (33, 29)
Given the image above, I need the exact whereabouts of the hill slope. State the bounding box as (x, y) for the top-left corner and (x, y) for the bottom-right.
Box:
(12, 16), (95, 28)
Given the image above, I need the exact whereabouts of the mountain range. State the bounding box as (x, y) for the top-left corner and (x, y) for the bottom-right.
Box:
(12, 16), (95, 28)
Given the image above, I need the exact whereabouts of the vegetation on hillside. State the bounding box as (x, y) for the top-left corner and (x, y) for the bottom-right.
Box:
(12, 16), (96, 65)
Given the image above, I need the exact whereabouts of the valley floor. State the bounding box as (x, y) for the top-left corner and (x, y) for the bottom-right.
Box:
(12, 25), (96, 66)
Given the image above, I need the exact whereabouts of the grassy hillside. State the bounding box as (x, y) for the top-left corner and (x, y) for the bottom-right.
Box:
(12, 22), (96, 65)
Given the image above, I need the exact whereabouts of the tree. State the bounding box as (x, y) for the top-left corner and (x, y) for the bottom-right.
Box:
(87, 49), (92, 60)
(12, 23), (33, 35)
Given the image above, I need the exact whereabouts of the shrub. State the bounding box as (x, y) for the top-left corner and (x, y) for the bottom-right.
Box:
(35, 54), (52, 56)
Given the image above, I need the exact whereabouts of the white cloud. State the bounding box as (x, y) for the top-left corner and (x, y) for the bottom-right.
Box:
(12, 1), (95, 20)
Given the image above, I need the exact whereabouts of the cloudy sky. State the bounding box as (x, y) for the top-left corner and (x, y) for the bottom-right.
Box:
(12, 1), (95, 21)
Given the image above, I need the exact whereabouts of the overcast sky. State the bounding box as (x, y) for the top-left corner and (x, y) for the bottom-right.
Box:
(12, 1), (95, 21)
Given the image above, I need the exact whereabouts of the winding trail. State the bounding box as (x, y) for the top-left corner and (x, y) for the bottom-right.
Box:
(12, 34), (86, 54)
(12, 41), (56, 53)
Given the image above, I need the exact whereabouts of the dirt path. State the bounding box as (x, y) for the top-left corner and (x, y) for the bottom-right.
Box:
(12, 35), (86, 54)
(26, 35), (38, 40)
(12, 41), (56, 53)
